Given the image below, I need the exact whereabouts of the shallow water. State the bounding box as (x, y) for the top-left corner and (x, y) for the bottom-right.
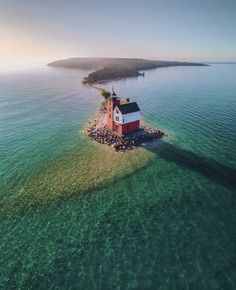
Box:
(0, 64), (235, 289)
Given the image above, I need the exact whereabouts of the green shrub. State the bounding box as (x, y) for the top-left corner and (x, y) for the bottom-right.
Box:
(101, 90), (111, 100)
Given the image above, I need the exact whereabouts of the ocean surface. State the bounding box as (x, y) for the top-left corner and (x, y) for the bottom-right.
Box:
(0, 63), (235, 289)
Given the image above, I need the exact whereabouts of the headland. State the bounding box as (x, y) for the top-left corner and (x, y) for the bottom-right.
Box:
(48, 57), (207, 84)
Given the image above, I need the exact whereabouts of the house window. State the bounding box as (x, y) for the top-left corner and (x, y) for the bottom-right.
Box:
(116, 109), (119, 114)
(109, 114), (111, 119)
(115, 116), (119, 121)
(109, 107), (111, 112)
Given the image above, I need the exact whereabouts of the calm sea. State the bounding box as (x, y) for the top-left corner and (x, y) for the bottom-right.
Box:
(0, 64), (235, 289)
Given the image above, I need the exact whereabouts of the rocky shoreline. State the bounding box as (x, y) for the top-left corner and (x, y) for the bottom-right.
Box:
(85, 124), (165, 151)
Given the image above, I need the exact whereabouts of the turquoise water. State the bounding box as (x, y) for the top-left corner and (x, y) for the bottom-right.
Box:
(0, 64), (235, 289)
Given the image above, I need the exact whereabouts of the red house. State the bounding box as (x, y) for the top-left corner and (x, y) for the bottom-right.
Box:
(107, 92), (140, 136)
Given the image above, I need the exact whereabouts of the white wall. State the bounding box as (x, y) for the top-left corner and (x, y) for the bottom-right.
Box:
(113, 106), (140, 124)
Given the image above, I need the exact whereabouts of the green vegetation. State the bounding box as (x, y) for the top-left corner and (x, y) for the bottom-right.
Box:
(48, 57), (207, 71)
(100, 89), (111, 107)
(101, 90), (111, 100)
(48, 58), (205, 84)
(48, 57), (207, 84)
(83, 66), (142, 84)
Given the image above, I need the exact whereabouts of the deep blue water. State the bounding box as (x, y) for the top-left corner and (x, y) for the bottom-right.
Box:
(0, 64), (235, 289)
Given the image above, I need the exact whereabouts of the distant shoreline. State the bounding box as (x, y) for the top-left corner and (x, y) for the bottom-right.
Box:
(48, 57), (207, 84)
(206, 62), (236, 64)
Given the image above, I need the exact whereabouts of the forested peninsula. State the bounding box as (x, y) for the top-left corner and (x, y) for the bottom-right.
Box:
(48, 57), (207, 84)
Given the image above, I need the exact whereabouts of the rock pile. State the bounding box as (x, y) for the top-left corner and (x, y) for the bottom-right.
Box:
(85, 125), (165, 151)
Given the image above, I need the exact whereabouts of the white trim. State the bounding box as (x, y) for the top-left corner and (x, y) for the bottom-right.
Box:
(113, 106), (140, 124)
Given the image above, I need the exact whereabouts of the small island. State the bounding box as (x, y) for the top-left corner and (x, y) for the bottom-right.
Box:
(85, 89), (165, 151)
(48, 57), (207, 84)
(48, 57), (208, 150)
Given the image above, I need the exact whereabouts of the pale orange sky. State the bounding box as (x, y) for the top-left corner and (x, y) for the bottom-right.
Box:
(1, 0), (235, 64)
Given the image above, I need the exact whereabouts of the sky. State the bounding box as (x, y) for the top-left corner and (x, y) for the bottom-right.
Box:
(0, 0), (236, 63)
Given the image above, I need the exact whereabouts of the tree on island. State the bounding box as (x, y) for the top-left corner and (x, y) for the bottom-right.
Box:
(100, 90), (111, 108)
(101, 90), (111, 100)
